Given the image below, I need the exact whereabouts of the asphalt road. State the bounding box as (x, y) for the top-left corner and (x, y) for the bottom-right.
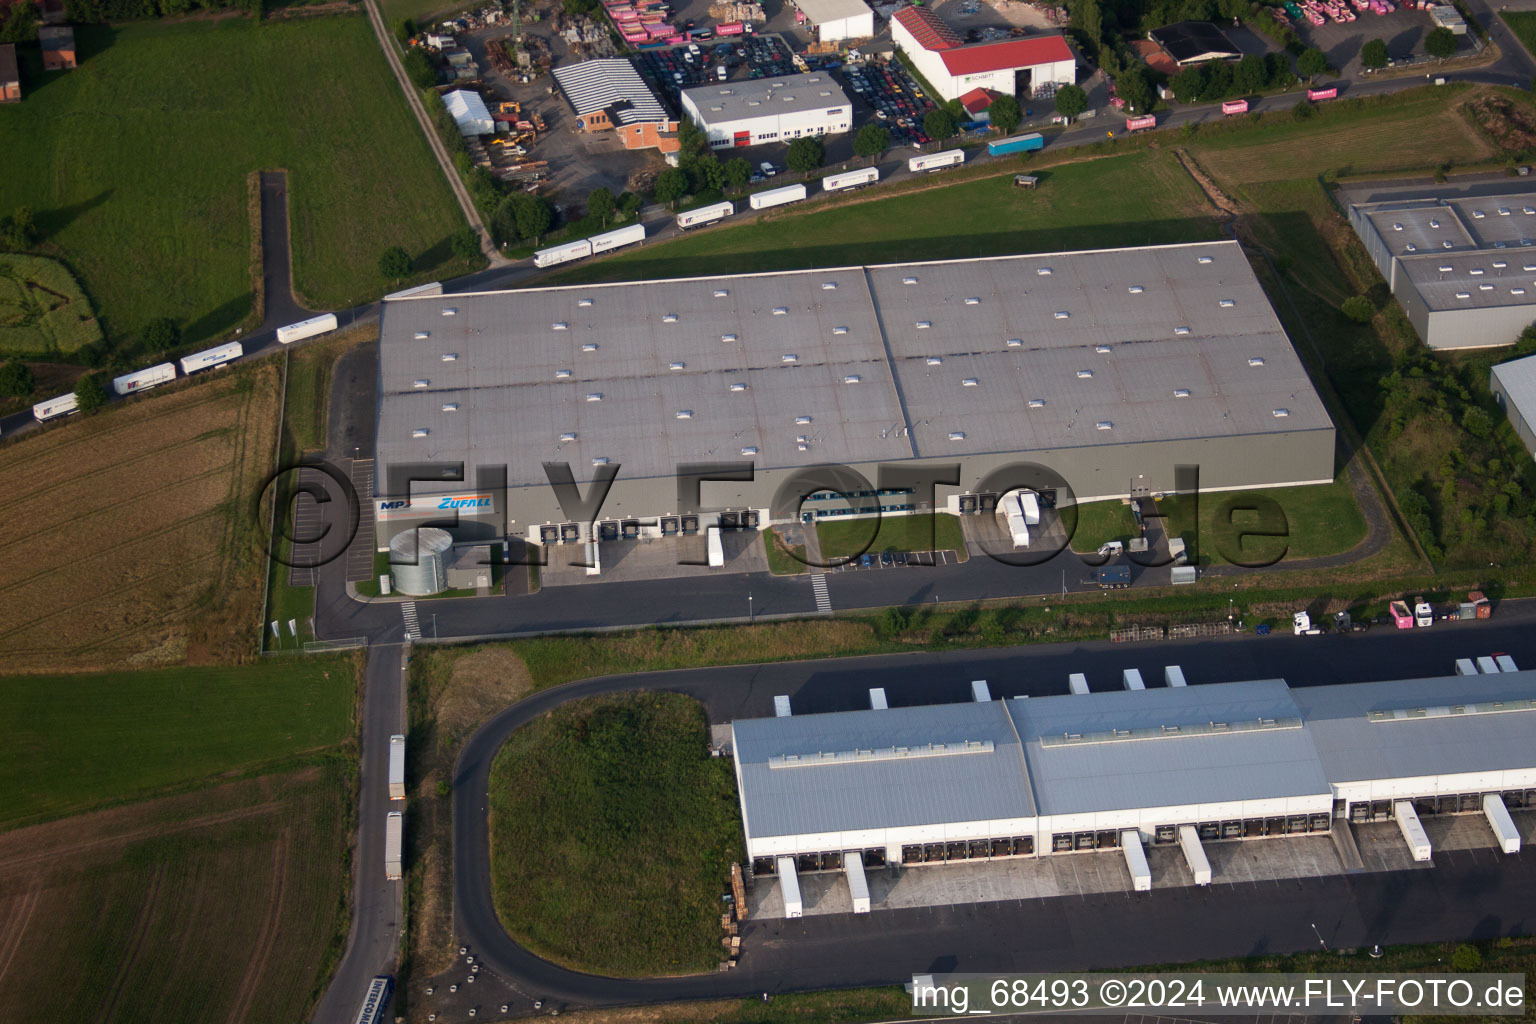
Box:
(449, 615), (1536, 1011)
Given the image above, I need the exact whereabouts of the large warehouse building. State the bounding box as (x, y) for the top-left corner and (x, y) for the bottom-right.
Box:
(732, 667), (1535, 885)
(371, 240), (1335, 550)
(1491, 352), (1536, 457)
(1347, 184), (1536, 350)
(681, 72), (853, 149)
(891, 6), (1076, 102)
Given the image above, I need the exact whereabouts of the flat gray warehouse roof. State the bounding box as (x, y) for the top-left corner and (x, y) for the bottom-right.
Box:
(681, 72), (850, 122)
(732, 702), (1035, 839)
(377, 242), (1330, 488)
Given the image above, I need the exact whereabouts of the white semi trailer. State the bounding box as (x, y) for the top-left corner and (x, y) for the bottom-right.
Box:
(388, 734), (406, 800)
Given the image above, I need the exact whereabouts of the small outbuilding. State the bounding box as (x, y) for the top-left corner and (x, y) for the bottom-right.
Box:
(443, 89), (494, 136)
(789, 0), (874, 43)
(39, 25), (76, 71)
(1147, 21), (1242, 66)
(0, 44), (19, 103)
(959, 86), (999, 122)
(1491, 353), (1536, 458)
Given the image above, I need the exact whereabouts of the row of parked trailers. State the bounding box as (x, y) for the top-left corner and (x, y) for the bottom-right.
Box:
(31, 312), (340, 423)
(672, 166), (888, 232)
(532, 223), (648, 269)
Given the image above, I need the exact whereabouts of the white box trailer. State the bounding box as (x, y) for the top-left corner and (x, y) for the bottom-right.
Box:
(776, 856), (803, 918)
(1122, 668), (1145, 691)
(909, 149), (964, 173)
(1394, 801), (1432, 862)
(1477, 656), (1500, 674)
(1016, 490), (1040, 524)
(383, 281), (444, 300)
(1483, 794), (1521, 854)
(112, 362), (177, 396)
(33, 392), (78, 422)
(588, 223), (645, 255)
(750, 183), (808, 211)
(277, 313), (338, 345)
(1121, 831), (1151, 891)
(1165, 665), (1187, 687)
(533, 239), (592, 268)
(676, 201), (734, 230)
(844, 852), (870, 913)
(180, 341), (242, 375)
(970, 679), (991, 702)
(822, 167), (878, 192)
(868, 687), (888, 709)
(1177, 824), (1211, 885)
(1496, 654), (1519, 672)
(385, 811), (403, 880)
(707, 526), (725, 567)
(388, 734), (406, 800)
(1068, 672), (1089, 695)
(1455, 658), (1479, 676)
(773, 694), (792, 717)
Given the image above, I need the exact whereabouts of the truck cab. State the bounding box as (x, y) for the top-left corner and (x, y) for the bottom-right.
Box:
(1096, 565), (1130, 589)
(1413, 597), (1434, 627)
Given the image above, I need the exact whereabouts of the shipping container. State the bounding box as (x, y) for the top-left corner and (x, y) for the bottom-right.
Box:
(1124, 114), (1157, 131)
(112, 362), (177, 396)
(383, 281), (444, 300)
(1455, 658), (1478, 676)
(716, 20), (744, 33)
(908, 149), (964, 172)
(1170, 565), (1198, 585)
(1496, 654), (1519, 672)
(385, 811), (403, 880)
(1068, 672), (1089, 695)
(844, 853), (870, 913)
(1221, 98), (1249, 115)
(1483, 794), (1521, 854)
(1122, 668), (1145, 691)
(1389, 599), (1414, 629)
(986, 132), (1045, 156)
(180, 341), (243, 375)
(33, 392), (79, 422)
(388, 734), (406, 800)
(1165, 665), (1187, 687)
(970, 679), (992, 702)
(588, 223), (646, 255)
(707, 526), (725, 566)
(676, 201), (734, 230)
(1393, 801), (1432, 862)
(1477, 656), (1500, 674)
(1121, 831), (1151, 891)
(1177, 825), (1212, 885)
(352, 975), (395, 1024)
(822, 167), (878, 192)
(534, 239), (593, 268)
(277, 313), (339, 345)
(749, 183), (808, 210)
(1307, 86), (1337, 101)
(776, 856), (803, 917)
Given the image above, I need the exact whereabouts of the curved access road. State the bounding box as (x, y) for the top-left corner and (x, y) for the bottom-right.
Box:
(450, 616), (1536, 1013)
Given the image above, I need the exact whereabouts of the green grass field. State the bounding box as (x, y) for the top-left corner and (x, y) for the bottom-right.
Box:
(1157, 479), (1368, 566)
(0, 17), (474, 353)
(764, 527), (808, 575)
(487, 692), (742, 976)
(817, 513), (966, 560)
(549, 150), (1222, 284)
(0, 659), (355, 830)
(1066, 500), (1140, 553)
(1503, 11), (1536, 54)
(0, 255), (102, 357)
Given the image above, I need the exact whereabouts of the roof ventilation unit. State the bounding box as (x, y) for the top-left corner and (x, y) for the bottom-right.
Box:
(1404, 244), (1417, 252)
(1219, 299), (1235, 307)
(822, 281), (838, 290)
(1128, 285), (1144, 294)
(412, 428), (429, 437)
(964, 297), (980, 305)
(1174, 326), (1191, 335)
(714, 289), (730, 298)
(1392, 223), (1403, 231)
(578, 298), (593, 307)
(1471, 268), (1485, 276)
(592, 456), (609, 466)
(721, 333), (737, 343)
(559, 431), (577, 441)
(441, 352), (458, 361)
(1174, 388), (1191, 398)
(1053, 311), (1070, 320)
(1514, 288), (1527, 295)
(833, 326), (848, 335)
(902, 276), (918, 285)
(441, 307), (457, 316)
(1248, 356), (1266, 366)
(730, 382), (748, 392)
(585, 393), (603, 402)
(1430, 218), (1440, 227)
(1480, 284), (1494, 291)
(741, 446), (759, 456)
(843, 374), (862, 384)
(1440, 265), (1454, 272)
(948, 431), (966, 441)
(441, 402), (459, 412)
(1095, 421), (1113, 430)
(663, 313), (679, 323)
(926, 356), (943, 365)
(915, 320), (932, 329)
(1500, 207), (1512, 216)
(1037, 267), (1053, 275)
(1272, 408), (1290, 418)
(795, 415), (812, 424)
(582, 343), (599, 352)
(1028, 398), (1045, 408)
(1456, 291), (1472, 299)
(413, 379), (430, 388)
(1095, 344), (1112, 353)
(1197, 255), (1213, 264)
(782, 354), (798, 363)
(1473, 210), (1486, 219)
(772, 306), (788, 316)
(1005, 338), (1022, 347)
(553, 322), (568, 330)
(414, 331), (431, 339)
(1494, 261), (1508, 269)
(961, 378), (979, 387)
(555, 369), (572, 379)
(676, 410), (693, 419)
(670, 361), (686, 370)
(1076, 369), (1093, 379)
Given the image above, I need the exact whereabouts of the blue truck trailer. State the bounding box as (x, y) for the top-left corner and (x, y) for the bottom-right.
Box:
(987, 132), (1045, 156)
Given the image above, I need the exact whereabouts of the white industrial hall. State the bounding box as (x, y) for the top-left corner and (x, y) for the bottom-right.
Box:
(731, 664), (1535, 917)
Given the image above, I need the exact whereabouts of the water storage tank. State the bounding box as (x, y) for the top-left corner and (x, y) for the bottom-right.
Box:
(390, 527), (453, 596)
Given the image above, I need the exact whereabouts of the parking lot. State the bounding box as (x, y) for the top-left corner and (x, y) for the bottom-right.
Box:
(1290, 2), (1481, 77)
(843, 61), (936, 149)
(634, 33), (804, 104)
(540, 528), (769, 585)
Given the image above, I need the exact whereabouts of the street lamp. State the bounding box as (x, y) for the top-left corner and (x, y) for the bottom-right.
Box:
(748, 592), (754, 622)
(1310, 922), (1328, 952)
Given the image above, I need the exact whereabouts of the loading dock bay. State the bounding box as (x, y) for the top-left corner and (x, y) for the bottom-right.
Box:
(750, 809), (1535, 920)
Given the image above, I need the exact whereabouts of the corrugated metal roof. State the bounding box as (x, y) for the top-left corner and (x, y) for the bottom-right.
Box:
(551, 58), (668, 125)
(793, 0), (871, 26)
(1493, 353), (1536, 427)
(1292, 671), (1536, 784)
(1009, 680), (1331, 815)
(681, 72), (851, 124)
(892, 6), (962, 50)
(376, 241), (1331, 488)
(732, 702), (1035, 839)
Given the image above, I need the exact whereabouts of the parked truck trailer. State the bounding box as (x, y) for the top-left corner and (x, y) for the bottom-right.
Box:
(385, 811), (403, 880)
(986, 132), (1045, 156)
(676, 201), (734, 230)
(822, 167), (878, 192)
(277, 313), (338, 345)
(588, 222), (646, 255)
(180, 341), (243, 375)
(533, 239), (593, 268)
(388, 734), (406, 800)
(1124, 114), (1157, 132)
(32, 392), (79, 422)
(908, 149), (964, 173)
(1221, 98), (1249, 115)
(749, 183), (808, 210)
(112, 362), (177, 396)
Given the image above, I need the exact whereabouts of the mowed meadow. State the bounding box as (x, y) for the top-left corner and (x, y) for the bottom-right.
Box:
(0, 16), (475, 350)
(0, 364), (279, 670)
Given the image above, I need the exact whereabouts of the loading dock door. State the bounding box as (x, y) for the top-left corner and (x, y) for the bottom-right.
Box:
(1177, 825), (1211, 885)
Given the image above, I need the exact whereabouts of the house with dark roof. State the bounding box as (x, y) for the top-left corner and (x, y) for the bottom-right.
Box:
(891, 5), (1075, 102)
(0, 44), (19, 103)
(39, 25), (77, 70)
(1147, 20), (1242, 66)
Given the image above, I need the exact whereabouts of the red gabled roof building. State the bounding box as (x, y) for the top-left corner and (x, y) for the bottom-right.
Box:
(891, 5), (1077, 103)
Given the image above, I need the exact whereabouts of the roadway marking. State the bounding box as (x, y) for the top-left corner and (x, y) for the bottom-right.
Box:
(811, 573), (832, 613)
(346, 459), (376, 583)
(287, 465), (328, 587)
(400, 602), (421, 641)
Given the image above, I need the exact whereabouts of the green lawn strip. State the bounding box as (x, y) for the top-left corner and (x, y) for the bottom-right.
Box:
(816, 513), (966, 561)
(0, 17), (473, 353)
(1502, 10), (1536, 54)
(1157, 479), (1369, 566)
(487, 692), (742, 976)
(545, 149), (1222, 285)
(1065, 500), (1140, 553)
(764, 527), (808, 575)
(0, 658), (356, 830)
(0, 254), (102, 357)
